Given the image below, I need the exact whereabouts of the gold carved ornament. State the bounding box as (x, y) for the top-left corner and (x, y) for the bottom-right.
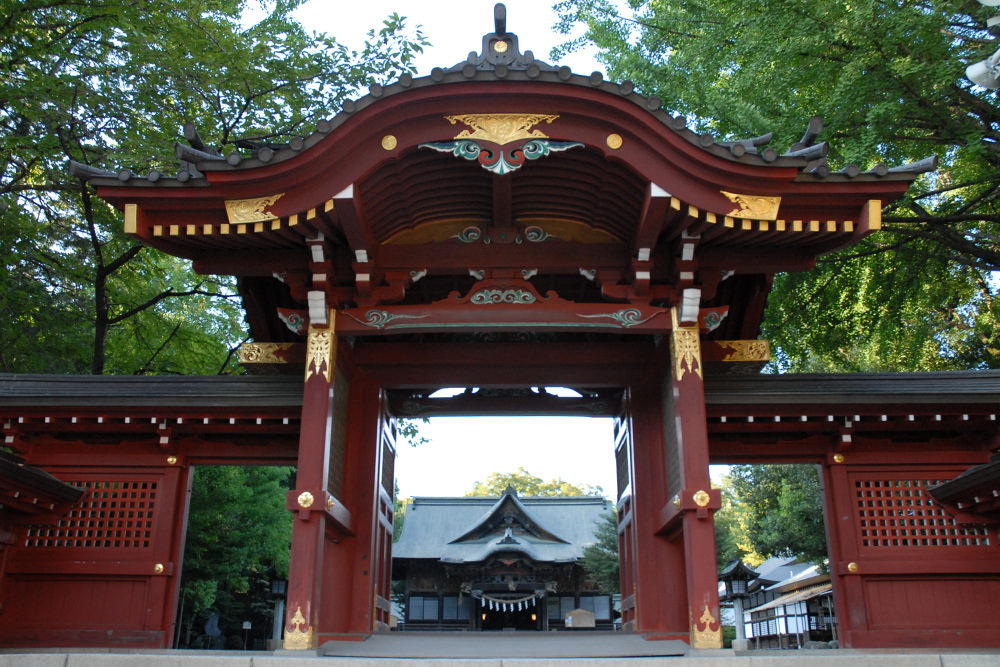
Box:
(717, 339), (770, 362)
(305, 323), (335, 383)
(693, 490), (711, 507)
(224, 193), (284, 224)
(297, 491), (315, 509)
(446, 113), (558, 145)
(283, 606), (314, 650)
(238, 342), (295, 364)
(670, 308), (703, 382)
(691, 605), (722, 649)
(720, 191), (781, 221)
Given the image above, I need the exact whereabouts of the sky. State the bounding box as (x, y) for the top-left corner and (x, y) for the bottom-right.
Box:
(395, 415), (618, 499)
(292, 0), (608, 77)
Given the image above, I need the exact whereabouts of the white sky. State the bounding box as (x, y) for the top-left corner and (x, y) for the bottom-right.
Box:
(395, 416), (617, 499)
(292, 0), (607, 77)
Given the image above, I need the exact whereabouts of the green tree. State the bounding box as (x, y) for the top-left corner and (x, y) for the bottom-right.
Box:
(555, 0), (1000, 370)
(466, 467), (604, 497)
(579, 511), (620, 593)
(713, 482), (747, 567)
(179, 465), (294, 648)
(0, 0), (425, 374)
(725, 465), (827, 566)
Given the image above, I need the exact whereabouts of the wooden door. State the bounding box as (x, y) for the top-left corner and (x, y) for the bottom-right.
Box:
(614, 390), (640, 632)
(370, 394), (396, 631)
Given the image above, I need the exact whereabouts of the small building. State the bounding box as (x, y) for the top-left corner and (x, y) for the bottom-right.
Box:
(741, 557), (835, 649)
(392, 486), (616, 631)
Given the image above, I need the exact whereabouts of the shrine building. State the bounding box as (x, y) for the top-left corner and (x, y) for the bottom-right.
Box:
(392, 487), (617, 632)
(0, 3), (998, 652)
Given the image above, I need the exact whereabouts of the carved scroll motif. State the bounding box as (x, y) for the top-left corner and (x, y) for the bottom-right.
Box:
(446, 113), (558, 145)
(720, 191), (781, 221)
(238, 342), (295, 364)
(717, 339), (771, 362)
(224, 193), (284, 224)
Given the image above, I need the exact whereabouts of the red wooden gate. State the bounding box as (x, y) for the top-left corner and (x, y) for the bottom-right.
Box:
(824, 459), (1000, 648)
(614, 391), (640, 631)
(1, 466), (189, 647)
(371, 397), (396, 632)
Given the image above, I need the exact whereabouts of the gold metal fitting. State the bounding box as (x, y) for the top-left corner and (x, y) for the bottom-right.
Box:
(693, 489), (711, 507)
(166, 455), (178, 465)
(381, 134), (397, 151)
(326, 496), (335, 512)
(494, 40), (509, 53)
(153, 563), (165, 574)
(606, 133), (623, 150)
(847, 562), (859, 573)
(297, 491), (315, 509)
(833, 453), (845, 464)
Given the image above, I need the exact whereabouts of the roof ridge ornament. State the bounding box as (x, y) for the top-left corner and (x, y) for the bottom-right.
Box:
(457, 3), (559, 74)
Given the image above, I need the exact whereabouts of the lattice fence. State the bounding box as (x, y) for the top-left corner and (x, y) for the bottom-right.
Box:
(24, 480), (157, 549)
(855, 478), (991, 548)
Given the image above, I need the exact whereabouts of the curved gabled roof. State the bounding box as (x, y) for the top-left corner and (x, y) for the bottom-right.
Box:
(71, 4), (935, 344)
(393, 492), (611, 565)
(73, 5), (933, 189)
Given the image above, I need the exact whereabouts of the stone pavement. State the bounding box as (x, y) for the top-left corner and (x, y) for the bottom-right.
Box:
(2, 635), (1000, 667)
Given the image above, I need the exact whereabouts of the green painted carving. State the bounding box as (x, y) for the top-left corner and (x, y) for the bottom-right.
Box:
(419, 139), (584, 175)
(349, 310), (430, 329)
(470, 289), (537, 305)
(577, 308), (664, 328)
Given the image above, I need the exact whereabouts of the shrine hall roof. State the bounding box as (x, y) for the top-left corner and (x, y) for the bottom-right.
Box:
(393, 492), (612, 564)
(70, 4), (935, 188)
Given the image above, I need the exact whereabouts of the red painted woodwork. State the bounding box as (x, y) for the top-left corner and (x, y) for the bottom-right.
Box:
(821, 460), (1000, 648)
(371, 398), (396, 632)
(628, 373), (691, 641)
(0, 466), (190, 648)
(282, 341), (334, 647)
(614, 392), (639, 632)
(0, 384), (300, 648)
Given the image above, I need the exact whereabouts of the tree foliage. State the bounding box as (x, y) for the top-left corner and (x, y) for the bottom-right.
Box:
(466, 466), (604, 497)
(719, 465), (827, 567)
(579, 510), (620, 593)
(0, 0), (425, 374)
(555, 0), (1000, 370)
(178, 465), (294, 648)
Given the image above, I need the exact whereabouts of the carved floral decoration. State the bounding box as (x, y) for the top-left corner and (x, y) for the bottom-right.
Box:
(420, 113), (584, 175)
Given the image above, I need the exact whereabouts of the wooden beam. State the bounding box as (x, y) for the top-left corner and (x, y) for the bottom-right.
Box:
(633, 183), (672, 259)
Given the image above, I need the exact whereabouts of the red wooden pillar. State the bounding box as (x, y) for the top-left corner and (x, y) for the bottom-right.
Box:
(282, 317), (337, 650)
(653, 309), (722, 648)
(315, 365), (385, 641)
(628, 379), (689, 640)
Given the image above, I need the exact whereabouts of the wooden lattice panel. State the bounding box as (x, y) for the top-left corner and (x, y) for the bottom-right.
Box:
(855, 478), (991, 548)
(24, 480), (156, 549)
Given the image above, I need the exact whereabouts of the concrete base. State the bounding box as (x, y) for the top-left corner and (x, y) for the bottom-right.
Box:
(731, 639), (749, 652)
(0, 648), (999, 667)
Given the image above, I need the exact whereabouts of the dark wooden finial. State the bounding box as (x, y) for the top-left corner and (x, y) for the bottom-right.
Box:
(495, 3), (506, 35)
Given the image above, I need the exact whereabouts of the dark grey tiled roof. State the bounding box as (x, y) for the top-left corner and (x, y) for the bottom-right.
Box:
(394, 494), (612, 564)
(0, 374), (303, 407)
(69, 5), (935, 188)
(703, 370), (1000, 405)
(2, 370), (998, 409)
